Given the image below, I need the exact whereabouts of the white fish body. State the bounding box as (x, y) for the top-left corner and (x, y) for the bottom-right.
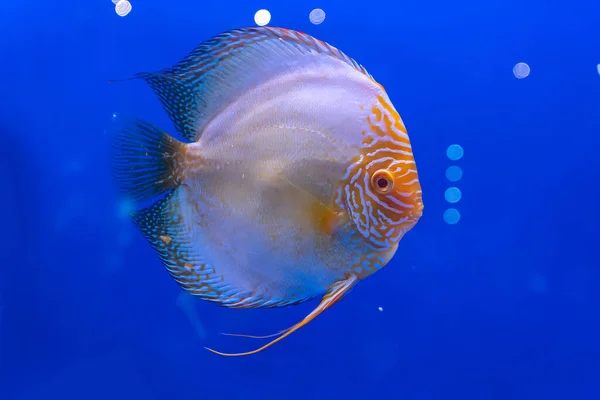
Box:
(111, 27), (423, 356)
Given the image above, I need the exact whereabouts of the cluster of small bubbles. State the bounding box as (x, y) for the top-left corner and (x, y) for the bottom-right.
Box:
(114, 0), (132, 17)
(444, 144), (463, 224)
(309, 8), (326, 25)
(254, 9), (271, 26)
(513, 62), (530, 79)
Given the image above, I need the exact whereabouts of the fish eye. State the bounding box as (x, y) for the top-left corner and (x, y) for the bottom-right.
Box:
(370, 169), (394, 195)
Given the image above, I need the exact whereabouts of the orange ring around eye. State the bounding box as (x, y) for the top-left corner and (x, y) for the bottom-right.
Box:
(370, 169), (394, 194)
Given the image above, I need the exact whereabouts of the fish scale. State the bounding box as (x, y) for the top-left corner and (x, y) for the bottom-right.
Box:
(111, 26), (423, 356)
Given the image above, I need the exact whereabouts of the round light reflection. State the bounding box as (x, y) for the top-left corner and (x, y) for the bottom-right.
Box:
(446, 144), (464, 161)
(443, 208), (461, 224)
(254, 9), (271, 26)
(444, 187), (462, 203)
(445, 165), (463, 182)
(309, 8), (326, 25)
(513, 62), (530, 79)
(115, 0), (132, 17)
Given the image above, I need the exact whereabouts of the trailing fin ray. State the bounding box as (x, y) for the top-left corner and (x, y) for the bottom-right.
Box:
(130, 26), (375, 142)
(220, 328), (291, 340)
(205, 275), (358, 357)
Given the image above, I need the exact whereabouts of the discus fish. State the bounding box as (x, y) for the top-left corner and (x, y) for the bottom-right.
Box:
(111, 26), (424, 357)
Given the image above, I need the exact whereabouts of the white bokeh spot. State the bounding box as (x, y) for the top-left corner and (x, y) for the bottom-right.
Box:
(115, 0), (132, 17)
(254, 9), (271, 26)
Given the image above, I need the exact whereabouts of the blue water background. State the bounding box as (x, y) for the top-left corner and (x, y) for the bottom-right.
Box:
(0, 1), (599, 399)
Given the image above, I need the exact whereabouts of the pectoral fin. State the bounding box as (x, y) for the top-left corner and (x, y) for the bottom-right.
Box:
(205, 275), (359, 357)
(312, 202), (349, 235)
(277, 175), (348, 236)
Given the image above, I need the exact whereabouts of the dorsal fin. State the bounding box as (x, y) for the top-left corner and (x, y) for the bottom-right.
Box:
(131, 26), (375, 142)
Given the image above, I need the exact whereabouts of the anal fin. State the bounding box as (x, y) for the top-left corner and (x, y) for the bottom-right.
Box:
(130, 188), (226, 301)
(130, 187), (320, 310)
(205, 274), (359, 357)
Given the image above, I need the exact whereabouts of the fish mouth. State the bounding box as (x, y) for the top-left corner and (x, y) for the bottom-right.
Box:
(406, 200), (424, 226)
(406, 200), (424, 229)
(413, 200), (424, 217)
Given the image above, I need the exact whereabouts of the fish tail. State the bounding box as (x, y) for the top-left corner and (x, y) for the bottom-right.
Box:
(111, 117), (186, 205)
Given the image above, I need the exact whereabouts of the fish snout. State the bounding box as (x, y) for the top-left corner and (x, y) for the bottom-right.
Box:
(411, 198), (424, 221)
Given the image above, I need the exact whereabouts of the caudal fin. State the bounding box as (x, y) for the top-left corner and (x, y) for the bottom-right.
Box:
(111, 118), (186, 205)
